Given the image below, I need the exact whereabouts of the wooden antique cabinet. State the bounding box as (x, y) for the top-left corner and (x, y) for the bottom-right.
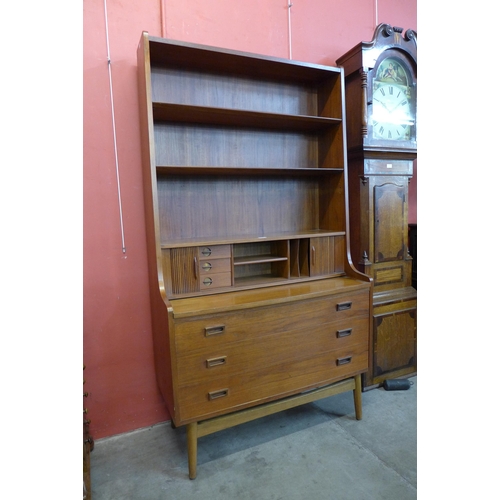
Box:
(137, 32), (372, 478)
(337, 25), (417, 389)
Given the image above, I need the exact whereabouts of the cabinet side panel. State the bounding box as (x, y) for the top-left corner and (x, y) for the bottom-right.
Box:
(138, 33), (175, 417)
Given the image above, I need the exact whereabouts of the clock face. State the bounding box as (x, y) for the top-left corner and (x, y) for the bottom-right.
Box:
(371, 58), (415, 141)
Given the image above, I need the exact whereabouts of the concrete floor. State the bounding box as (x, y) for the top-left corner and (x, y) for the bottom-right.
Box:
(90, 376), (416, 500)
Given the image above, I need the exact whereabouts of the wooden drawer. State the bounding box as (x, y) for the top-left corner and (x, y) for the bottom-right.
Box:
(363, 159), (413, 175)
(174, 289), (370, 354)
(176, 316), (369, 385)
(175, 343), (368, 422)
(198, 245), (231, 259)
(198, 258), (231, 275)
(199, 272), (232, 290)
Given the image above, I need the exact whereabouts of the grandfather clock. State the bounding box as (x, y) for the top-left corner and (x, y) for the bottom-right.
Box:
(337, 24), (417, 389)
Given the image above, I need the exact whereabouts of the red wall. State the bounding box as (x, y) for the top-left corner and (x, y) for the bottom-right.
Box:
(83, 0), (417, 439)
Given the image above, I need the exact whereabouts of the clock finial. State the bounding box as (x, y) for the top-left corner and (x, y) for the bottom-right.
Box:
(382, 24), (393, 37)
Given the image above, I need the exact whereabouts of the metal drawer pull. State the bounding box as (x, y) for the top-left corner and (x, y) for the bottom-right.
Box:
(206, 356), (227, 368)
(205, 325), (225, 336)
(202, 262), (212, 271)
(337, 328), (352, 338)
(337, 301), (352, 311)
(208, 388), (228, 400)
(201, 247), (212, 257)
(337, 356), (352, 366)
(203, 277), (213, 286)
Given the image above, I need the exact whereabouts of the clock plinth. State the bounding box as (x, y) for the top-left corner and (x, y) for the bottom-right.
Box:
(337, 24), (417, 390)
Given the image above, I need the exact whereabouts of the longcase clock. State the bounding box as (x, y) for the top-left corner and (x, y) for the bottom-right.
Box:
(337, 24), (417, 389)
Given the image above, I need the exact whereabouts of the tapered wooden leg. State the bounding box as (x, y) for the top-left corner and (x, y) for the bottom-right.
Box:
(353, 374), (362, 420)
(186, 422), (198, 479)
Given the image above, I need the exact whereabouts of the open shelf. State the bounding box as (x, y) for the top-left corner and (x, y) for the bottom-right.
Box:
(156, 166), (344, 176)
(148, 36), (342, 84)
(234, 255), (289, 266)
(152, 103), (342, 131)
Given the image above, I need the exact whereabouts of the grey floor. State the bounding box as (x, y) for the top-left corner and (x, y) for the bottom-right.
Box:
(90, 377), (416, 500)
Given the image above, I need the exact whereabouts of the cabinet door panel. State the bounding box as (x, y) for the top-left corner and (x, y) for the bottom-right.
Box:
(170, 247), (199, 294)
(310, 237), (330, 276)
(373, 307), (416, 376)
(373, 183), (405, 262)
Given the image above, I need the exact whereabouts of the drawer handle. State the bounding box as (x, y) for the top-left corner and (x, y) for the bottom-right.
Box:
(208, 388), (228, 400)
(206, 356), (227, 368)
(337, 356), (352, 366)
(201, 247), (212, 257)
(203, 277), (213, 286)
(205, 325), (225, 336)
(193, 257), (198, 279)
(337, 328), (352, 338)
(202, 262), (212, 271)
(337, 301), (352, 311)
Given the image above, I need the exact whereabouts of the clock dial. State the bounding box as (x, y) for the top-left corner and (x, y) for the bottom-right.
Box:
(371, 58), (414, 141)
(372, 84), (413, 140)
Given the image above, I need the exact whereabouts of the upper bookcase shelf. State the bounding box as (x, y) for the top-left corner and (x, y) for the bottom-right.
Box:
(148, 36), (342, 84)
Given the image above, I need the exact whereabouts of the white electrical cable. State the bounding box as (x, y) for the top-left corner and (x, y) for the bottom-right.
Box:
(287, 2), (293, 59)
(375, 0), (378, 27)
(103, 0), (126, 253)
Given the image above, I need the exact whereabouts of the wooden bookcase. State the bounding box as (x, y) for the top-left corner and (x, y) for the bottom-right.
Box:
(137, 32), (372, 479)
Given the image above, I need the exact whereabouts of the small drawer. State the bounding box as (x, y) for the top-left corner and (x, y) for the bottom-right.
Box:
(198, 245), (231, 260)
(364, 159), (413, 175)
(200, 272), (232, 290)
(198, 258), (231, 274)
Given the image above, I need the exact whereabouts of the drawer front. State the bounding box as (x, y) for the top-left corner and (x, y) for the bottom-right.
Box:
(174, 289), (370, 354)
(198, 258), (231, 274)
(176, 316), (369, 385)
(364, 159), (413, 175)
(199, 272), (232, 290)
(176, 343), (368, 423)
(198, 245), (231, 259)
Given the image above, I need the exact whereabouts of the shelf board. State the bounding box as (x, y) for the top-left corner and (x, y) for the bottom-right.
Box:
(148, 36), (342, 84)
(161, 230), (346, 249)
(234, 255), (289, 266)
(156, 165), (344, 176)
(152, 102), (341, 132)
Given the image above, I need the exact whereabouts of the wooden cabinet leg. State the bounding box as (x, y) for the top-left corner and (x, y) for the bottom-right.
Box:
(353, 374), (362, 420)
(186, 422), (198, 479)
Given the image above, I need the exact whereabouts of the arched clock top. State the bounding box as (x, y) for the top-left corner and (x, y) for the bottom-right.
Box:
(360, 23), (417, 70)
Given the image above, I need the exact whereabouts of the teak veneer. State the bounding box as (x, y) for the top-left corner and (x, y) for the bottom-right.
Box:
(137, 32), (372, 479)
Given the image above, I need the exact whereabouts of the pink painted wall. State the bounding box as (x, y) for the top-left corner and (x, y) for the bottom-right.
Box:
(83, 0), (417, 439)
